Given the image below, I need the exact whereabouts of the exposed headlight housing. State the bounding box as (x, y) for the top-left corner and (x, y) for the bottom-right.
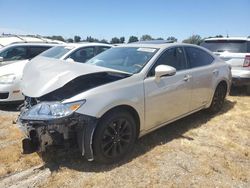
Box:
(20, 100), (86, 120)
(0, 74), (16, 84)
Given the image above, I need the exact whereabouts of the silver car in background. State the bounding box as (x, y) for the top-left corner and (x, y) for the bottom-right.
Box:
(201, 37), (250, 92)
(18, 43), (231, 163)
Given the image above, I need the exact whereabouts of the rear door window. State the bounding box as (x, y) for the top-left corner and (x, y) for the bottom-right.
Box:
(28, 46), (52, 59)
(201, 40), (248, 53)
(185, 47), (214, 68)
(68, 47), (95, 63)
(0, 46), (28, 61)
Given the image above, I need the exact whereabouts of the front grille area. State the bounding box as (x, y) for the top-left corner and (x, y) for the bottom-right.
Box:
(0, 92), (9, 99)
(24, 97), (39, 108)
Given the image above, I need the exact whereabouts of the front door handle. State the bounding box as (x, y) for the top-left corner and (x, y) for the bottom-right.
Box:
(183, 75), (192, 81)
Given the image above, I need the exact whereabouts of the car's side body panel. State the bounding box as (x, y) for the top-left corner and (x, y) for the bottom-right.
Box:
(63, 74), (146, 132)
(143, 70), (192, 130)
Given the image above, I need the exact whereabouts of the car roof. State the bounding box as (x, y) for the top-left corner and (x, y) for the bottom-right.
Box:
(132, 40), (175, 44)
(59, 42), (113, 48)
(6, 43), (58, 47)
(114, 42), (199, 49)
(204, 37), (250, 41)
(0, 35), (65, 47)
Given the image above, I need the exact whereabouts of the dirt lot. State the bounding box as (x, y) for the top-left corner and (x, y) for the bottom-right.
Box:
(0, 89), (249, 188)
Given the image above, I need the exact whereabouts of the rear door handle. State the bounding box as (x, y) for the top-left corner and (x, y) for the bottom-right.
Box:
(183, 75), (192, 81)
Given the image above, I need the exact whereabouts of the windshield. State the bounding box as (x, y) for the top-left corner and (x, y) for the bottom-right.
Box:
(39, 46), (73, 59)
(86, 47), (158, 74)
(201, 40), (248, 53)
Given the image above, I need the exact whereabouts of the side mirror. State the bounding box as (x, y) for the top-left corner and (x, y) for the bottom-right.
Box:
(65, 58), (74, 63)
(0, 57), (3, 62)
(155, 65), (176, 81)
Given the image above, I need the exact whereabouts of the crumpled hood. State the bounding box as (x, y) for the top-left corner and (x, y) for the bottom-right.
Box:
(21, 56), (125, 98)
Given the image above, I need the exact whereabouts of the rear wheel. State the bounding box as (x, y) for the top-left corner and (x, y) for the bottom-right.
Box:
(208, 83), (227, 114)
(93, 110), (137, 164)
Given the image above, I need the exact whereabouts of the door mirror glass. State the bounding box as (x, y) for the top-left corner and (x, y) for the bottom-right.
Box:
(0, 56), (3, 62)
(155, 65), (176, 80)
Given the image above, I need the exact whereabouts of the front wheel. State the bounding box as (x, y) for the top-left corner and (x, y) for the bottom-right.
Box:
(208, 84), (227, 114)
(93, 110), (137, 164)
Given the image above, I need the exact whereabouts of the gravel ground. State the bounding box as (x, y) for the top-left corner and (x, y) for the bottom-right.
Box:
(0, 89), (249, 188)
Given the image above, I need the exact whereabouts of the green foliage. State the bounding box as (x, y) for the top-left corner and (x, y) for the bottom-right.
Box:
(86, 36), (99, 42)
(167, 36), (177, 42)
(46, 35), (65, 42)
(156, 37), (164, 40)
(110, 37), (126, 44)
(128, 36), (139, 43)
(99, 39), (108, 44)
(66, 38), (73, 43)
(110, 37), (120, 44)
(74, 35), (81, 42)
(182, 35), (203, 45)
(140, 34), (153, 41)
(120, 37), (125, 43)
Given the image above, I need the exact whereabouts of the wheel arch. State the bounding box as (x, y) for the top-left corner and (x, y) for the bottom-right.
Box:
(98, 105), (141, 139)
(207, 79), (229, 108)
(217, 80), (228, 95)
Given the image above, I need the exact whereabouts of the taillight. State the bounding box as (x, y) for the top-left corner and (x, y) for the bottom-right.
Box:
(243, 55), (250, 67)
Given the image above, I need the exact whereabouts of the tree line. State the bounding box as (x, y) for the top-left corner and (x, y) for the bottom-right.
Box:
(46, 34), (250, 45)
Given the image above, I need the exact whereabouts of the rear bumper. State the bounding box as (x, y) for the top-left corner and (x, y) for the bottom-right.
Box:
(231, 68), (250, 86)
(17, 112), (98, 161)
(232, 77), (250, 86)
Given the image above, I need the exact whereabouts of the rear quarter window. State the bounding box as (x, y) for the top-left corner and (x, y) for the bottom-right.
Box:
(185, 47), (214, 68)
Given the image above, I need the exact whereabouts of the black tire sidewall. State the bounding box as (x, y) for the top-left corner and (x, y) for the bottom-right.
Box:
(208, 84), (226, 113)
(93, 110), (137, 164)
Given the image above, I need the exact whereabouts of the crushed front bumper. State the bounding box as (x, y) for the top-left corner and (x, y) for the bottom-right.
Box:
(17, 113), (98, 161)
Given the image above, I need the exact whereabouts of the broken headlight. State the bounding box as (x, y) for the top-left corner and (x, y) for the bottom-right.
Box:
(20, 100), (86, 120)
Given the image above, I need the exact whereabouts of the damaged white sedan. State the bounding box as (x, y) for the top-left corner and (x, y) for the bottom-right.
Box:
(18, 43), (231, 163)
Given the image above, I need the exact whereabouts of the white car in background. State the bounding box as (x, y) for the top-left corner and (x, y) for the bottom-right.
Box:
(36, 42), (112, 63)
(0, 43), (111, 103)
(0, 34), (64, 49)
(0, 43), (58, 103)
(201, 37), (250, 91)
(0, 43), (58, 66)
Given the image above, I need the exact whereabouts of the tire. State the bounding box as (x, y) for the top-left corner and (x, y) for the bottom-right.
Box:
(208, 83), (227, 114)
(93, 109), (137, 164)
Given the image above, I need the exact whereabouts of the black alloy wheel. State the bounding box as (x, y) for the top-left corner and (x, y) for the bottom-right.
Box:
(93, 110), (137, 163)
(208, 84), (227, 113)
